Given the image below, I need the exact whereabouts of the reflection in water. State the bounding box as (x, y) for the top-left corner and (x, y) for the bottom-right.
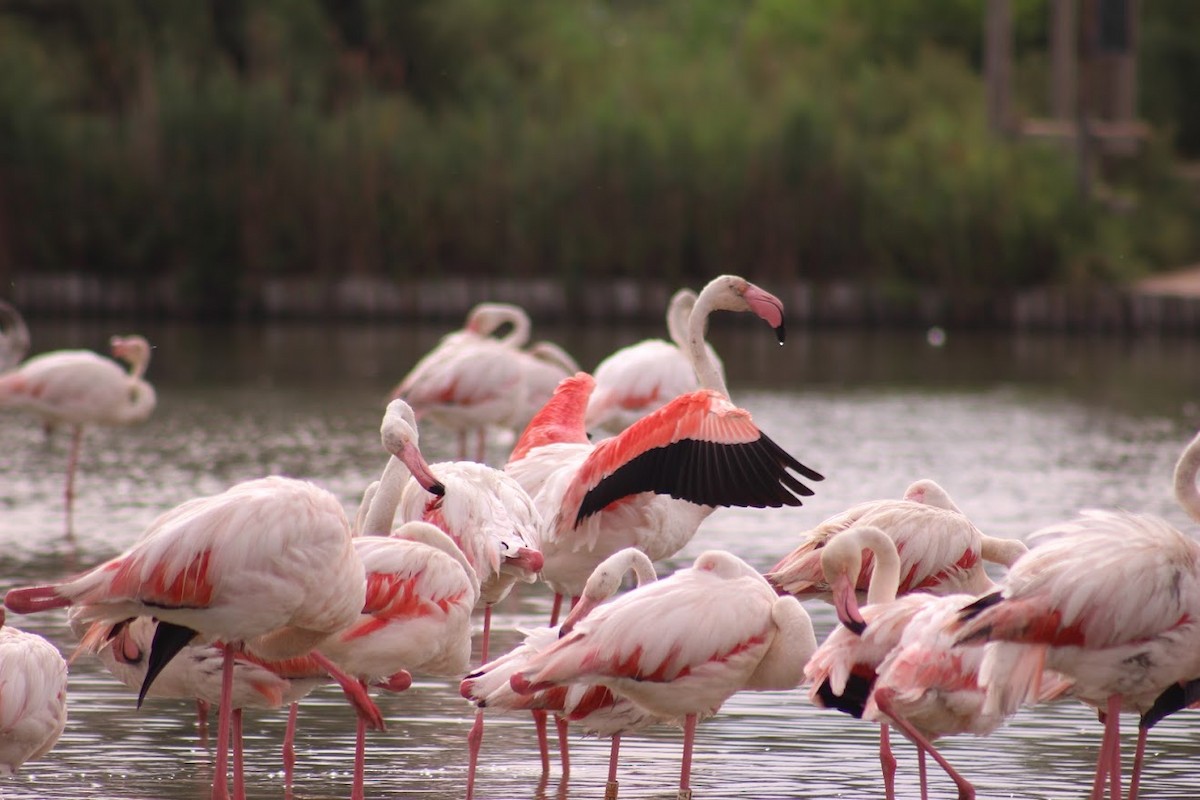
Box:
(2, 322), (1200, 798)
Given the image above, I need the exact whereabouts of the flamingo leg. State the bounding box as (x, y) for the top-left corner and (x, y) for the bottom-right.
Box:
(232, 709), (245, 800)
(532, 710), (551, 774)
(475, 428), (486, 463)
(549, 593), (564, 627)
(1128, 725), (1149, 800)
(677, 712), (697, 800)
(211, 644), (235, 800)
(283, 702), (299, 800)
(64, 425), (83, 536)
(352, 680), (369, 800)
(196, 699), (210, 746)
(918, 746), (928, 800)
(1105, 697), (1123, 800)
(604, 733), (622, 800)
(480, 606), (493, 663)
(879, 723), (897, 800)
(457, 430), (468, 462)
(555, 713), (571, 782)
(308, 652), (384, 731)
(1089, 697), (1120, 800)
(465, 709), (484, 800)
(874, 689), (975, 800)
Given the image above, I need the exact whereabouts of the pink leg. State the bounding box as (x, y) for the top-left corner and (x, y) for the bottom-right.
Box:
(466, 709), (484, 800)
(283, 702), (299, 800)
(556, 713), (571, 781)
(352, 680), (369, 800)
(879, 723), (897, 800)
(549, 594), (564, 627)
(308, 652), (384, 731)
(457, 430), (468, 462)
(196, 699), (210, 746)
(232, 709), (245, 800)
(480, 606), (493, 663)
(874, 689), (975, 800)
(532, 710), (551, 774)
(1128, 725), (1149, 800)
(64, 425), (83, 536)
(678, 713), (697, 799)
(1106, 697), (1123, 800)
(475, 429), (486, 463)
(918, 746), (928, 800)
(212, 645), (235, 800)
(604, 734), (622, 800)
(1089, 697), (1120, 800)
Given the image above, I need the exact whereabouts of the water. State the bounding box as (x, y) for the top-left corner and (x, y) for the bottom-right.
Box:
(3, 320), (1200, 799)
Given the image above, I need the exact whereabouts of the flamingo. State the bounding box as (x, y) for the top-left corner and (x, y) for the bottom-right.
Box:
(807, 525), (1065, 800)
(389, 302), (577, 462)
(72, 614), (327, 799)
(952, 428), (1200, 800)
(0, 330), (157, 533)
(506, 274), (823, 625)
(0, 608), (68, 777)
(318, 521), (479, 800)
(511, 550), (816, 799)
(461, 547), (660, 798)
(2, 475), (443, 800)
(766, 479), (1027, 602)
(584, 288), (724, 435)
(359, 399), (543, 800)
(0, 298), (31, 373)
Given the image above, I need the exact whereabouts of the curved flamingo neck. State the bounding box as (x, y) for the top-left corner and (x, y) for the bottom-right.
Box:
(686, 285), (731, 398)
(1174, 431), (1200, 524)
(359, 457), (412, 535)
(665, 290), (697, 349)
(822, 525), (901, 605)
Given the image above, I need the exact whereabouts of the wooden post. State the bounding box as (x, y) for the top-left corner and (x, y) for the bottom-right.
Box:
(984, 0), (1013, 134)
(1049, 0), (1077, 120)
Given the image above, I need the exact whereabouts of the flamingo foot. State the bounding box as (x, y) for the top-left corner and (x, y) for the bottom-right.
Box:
(310, 651), (385, 731)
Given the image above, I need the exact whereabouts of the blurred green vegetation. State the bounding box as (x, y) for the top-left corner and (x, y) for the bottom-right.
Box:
(1, 0), (1198, 314)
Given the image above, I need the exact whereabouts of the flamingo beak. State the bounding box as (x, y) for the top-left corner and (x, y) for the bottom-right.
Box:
(508, 546), (544, 574)
(832, 573), (867, 635)
(558, 596), (598, 637)
(396, 442), (445, 496)
(743, 284), (786, 344)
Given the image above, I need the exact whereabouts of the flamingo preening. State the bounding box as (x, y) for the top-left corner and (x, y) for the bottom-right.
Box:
(953, 428), (1200, 800)
(0, 608), (68, 777)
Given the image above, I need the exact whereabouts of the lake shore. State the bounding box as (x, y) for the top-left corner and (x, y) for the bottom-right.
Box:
(9, 269), (1200, 334)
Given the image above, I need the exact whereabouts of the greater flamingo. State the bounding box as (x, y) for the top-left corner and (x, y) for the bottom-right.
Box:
(584, 288), (724, 435)
(0, 608), (68, 776)
(0, 298), (31, 373)
(3, 475), (436, 800)
(766, 479), (1026, 603)
(506, 274), (823, 625)
(807, 525), (1064, 800)
(511, 549), (816, 799)
(390, 302), (577, 461)
(360, 399), (543, 800)
(0, 331), (157, 533)
(461, 547), (659, 797)
(953, 429), (1200, 800)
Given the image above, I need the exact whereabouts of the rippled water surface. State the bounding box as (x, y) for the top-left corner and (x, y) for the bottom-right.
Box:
(4, 319), (1200, 799)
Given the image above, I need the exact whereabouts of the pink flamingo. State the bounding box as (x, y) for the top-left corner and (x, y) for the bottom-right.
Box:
(584, 288), (723, 435)
(0, 608), (68, 776)
(360, 400), (543, 800)
(808, 525), (1065, 800)
(511, 549), (816, 799)
(767, 479), (1027, 602)
(461, 547), (660, 797)
(318, 521), (479, 800)
(0, 331), (156, 532)
(953, 429), (1200, 800)
(507, 274), (823, 626)
(390, 302), (577, 461)
(3, 475), (435, 800)
(72, 614), (327, 799)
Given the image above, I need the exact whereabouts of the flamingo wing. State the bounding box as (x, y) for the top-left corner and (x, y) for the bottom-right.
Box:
(563, 390), (823, 526)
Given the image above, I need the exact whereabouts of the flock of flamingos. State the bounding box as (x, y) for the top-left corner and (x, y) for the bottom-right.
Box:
(1, 274), (1200, 800)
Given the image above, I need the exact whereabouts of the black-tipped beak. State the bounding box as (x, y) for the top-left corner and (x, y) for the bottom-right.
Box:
(428, 482), (446, 497)
(775, 323), (786, 345)
(844, 618), (866, 635)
